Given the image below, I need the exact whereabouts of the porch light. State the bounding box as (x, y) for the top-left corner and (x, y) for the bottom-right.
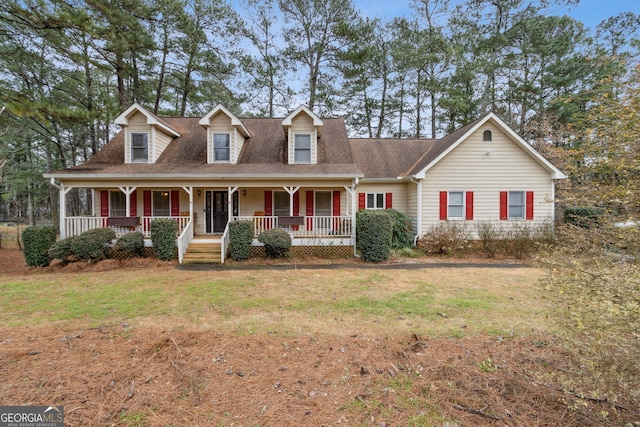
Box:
(242, 189), (247, 197)
(197, 189), (201, 197)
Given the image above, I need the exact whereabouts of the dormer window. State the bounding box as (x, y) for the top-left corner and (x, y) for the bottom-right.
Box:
(294, 134), (311, 163)
(131, 132), (149, 162)
(483, 130), (492, 141)
(214, 133), (230, 162)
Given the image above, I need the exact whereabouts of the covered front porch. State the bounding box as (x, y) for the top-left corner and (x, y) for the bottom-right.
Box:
(52, 181), (357, 263)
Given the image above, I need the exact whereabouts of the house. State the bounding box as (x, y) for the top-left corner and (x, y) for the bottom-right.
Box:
(44, 103), (566, 263)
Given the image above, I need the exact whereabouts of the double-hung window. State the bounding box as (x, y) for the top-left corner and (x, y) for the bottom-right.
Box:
(153, 191), (171, 217)
(500, 191), (534, 220)
(439, 191), (473, 220)
(447, 192), (465, 219)
(294, 134), (311, 163)
(131, 132), (148, 162)
(366, 193), (385, 209)
(110, 191), (127, 217)
(214, 133), (230, 162)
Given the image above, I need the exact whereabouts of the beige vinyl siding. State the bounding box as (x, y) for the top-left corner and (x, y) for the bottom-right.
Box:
(206, 113), (245, 164)
(356, 183), (408, 212)
(421, 124), (555, 234)
(288, 114), (317, 164)
(153, 128), (172, 163)
(126, 112), (150, 163)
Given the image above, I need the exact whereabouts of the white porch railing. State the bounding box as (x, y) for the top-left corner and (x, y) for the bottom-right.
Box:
(64, 216), (191, 238)
(177, 218), (194, 264)
(232, 215), (353, 238)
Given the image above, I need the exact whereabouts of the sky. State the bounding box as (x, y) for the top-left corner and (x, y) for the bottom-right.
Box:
(354, 0), (639, 29)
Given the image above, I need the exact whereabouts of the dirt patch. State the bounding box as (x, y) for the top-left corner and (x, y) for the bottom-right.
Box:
(1, 325), (636, 426)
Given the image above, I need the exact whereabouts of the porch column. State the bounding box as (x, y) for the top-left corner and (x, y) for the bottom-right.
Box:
(182, 186), (193, 221)
(118, 186), (137, 216)
(283, 186), (300, 215)
(228, 186), (238, 220)
(59, 185), (72, 239)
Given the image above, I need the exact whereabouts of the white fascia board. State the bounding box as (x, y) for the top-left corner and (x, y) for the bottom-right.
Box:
(417, 112), (567, 180)
(199, 104), (250, 137)
(114, 103), (181, 137)
(282, 105), (324, 127)
(44, 173), (364, 180)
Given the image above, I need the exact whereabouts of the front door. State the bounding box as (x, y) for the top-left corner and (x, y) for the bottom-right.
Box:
(205, 190), (228, 233)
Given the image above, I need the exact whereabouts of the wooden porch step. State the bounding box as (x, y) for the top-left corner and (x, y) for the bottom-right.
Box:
(183, 241), (222, 264)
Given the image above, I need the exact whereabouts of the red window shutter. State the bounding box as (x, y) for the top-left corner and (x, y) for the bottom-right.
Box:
(143, 191), (152, 216)
(100, 191), (109, 217)
(333, 191), (341, 216)
(358, 192), (366, 210)
(129, 190), (137, 217)
(500, 191), (508, 220)
(465, 191), (474, 220)
(305, 191), (314, 216)
(264, 191), (273, 216)
(170, 191), (180, 216)
(439, 191), (447, 220)
(293, 191), (300, 216)
(385, 192), (392, 209)
(526, 191), (534, 220)
(305, 191), (314, 231)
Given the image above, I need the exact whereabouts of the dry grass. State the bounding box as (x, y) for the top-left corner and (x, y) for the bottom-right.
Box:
(0, 245), (547, 338)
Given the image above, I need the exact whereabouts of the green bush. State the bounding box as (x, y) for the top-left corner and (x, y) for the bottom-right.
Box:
(22, 225), (57, 267)
(49, 236), (78, 264)
(564, 206), (606, 228)
(229, 220), (254, 261)
(356, 210), (393, 262)
(417, 222), (468, 255)
(72, 228), (116, 262)
(113, 232), (145, 258)
(150, 219), (177, 261)
(258, 228), (291, 259)
(385, 209), (414, 249)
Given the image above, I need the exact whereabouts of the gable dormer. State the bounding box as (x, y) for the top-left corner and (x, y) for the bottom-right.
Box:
(115, 103), (181, 164)
(282, 105), (323, 165)
(199, 105), (250, 164)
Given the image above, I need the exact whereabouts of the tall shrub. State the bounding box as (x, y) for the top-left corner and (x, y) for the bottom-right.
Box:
(151, 219), (177, 261)
(258, 228), (291, 258)
(113, 232), (145, 257)
(385, 209), (414, 249)
(72, 228), (116, 262)
(229, 220), (254, 261)
(22, 225), (57, 267)
(356, 210), (393, 262)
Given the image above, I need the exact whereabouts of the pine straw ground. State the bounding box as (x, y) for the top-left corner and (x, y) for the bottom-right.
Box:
(1, 247), (639, 426)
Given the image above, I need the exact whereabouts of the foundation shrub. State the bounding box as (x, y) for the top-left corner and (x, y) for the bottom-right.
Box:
(258, 228), (291, 258)
(151, 219), (177, 261)
(72, 228), (116, 262)
(229, 220), (254, 261)
(22, 225), (57, 267)
(113, 231), (145, 257)
(49, 236), (78, 264)
(418, 222), (469, 255)
(385, 209), (414, 249)
(356, 210), (393, 262)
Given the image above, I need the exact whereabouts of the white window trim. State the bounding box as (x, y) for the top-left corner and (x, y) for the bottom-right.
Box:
(213, 133), (231, 163)
(293, 133), (312, 164)
(366, 193), (385, 210)
(152, 190), (172, 217)
(130, 132), (149, 163)
(110, 190), (127, 217)
(508, 191), (525, 220)
(447, 191), (465, 220)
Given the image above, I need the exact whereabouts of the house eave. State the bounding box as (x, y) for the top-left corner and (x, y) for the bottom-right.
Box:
(45, 172), (363, 181)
